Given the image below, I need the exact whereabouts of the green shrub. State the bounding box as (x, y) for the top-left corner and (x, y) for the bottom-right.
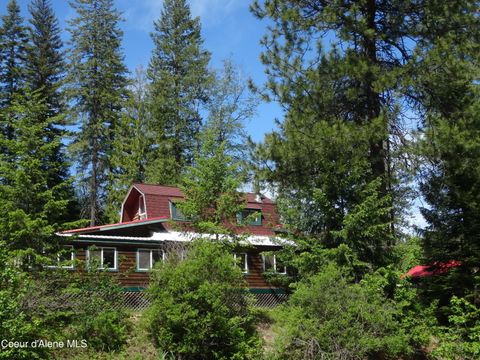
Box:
(270, 264), (411, 360)
(146, 239), (261, 360)
(432, 295), (480, 359)
(75, 309), (129, 351)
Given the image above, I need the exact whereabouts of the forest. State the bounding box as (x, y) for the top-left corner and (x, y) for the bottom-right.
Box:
(0, 0), (479, 359)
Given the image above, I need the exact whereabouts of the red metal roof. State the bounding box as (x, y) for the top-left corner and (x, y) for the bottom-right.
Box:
(62, 216), (169, 234)
(405, 260), (462, 278)
(133, 183), (276, 204)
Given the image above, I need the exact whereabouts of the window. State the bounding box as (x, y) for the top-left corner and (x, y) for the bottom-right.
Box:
(237, 209), (262, 226)
(138, 195), (146, 220)
(87, 247), (117, 271)
(137, 248), (164, 271)
(233, 253), (248, 273)
(170, 201), (187, 221)
(262, 254), (286, 274)
(46, 245), (75, 269)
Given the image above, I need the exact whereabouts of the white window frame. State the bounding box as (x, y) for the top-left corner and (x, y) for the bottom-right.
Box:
(262, 254), (287, 275)
(233, 252), (248, 274)
(87, 247), (118, 271)
(138, 195), (147, 220)
(46, 245), (75, 269)
(136, 248), (164, 271)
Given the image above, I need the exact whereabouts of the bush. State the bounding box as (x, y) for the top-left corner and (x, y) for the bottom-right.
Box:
(432, 295), (480, 359)
(270, 264), (411, 360)
(75, 309), (129, 352)
(146, 240), (261, 360)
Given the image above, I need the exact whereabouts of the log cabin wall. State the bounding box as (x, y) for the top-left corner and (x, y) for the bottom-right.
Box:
(70, 244), (279, 289)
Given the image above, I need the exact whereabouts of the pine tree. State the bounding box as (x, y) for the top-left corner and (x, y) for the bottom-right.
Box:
(416, 4), (480, 272)
(0, 0), (28, 108)
(26, 0), (64, 118)
(250, 0), (478, 268)
(67, 0), (128, 226)
(0, 89), (72, 251)
(26, 0), (70, 193)
(146, 0), (211, 185)
(106, 67), (150, 222)
(0, 0), (28, 160)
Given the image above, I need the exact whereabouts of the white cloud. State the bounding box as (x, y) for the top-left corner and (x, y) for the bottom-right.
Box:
(120, 0), (243, 32)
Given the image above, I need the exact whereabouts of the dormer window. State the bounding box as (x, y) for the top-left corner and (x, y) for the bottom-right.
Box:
(170, 201), (187, 221)
(138, 195), (146, 220)
(237, 209), (262, 226)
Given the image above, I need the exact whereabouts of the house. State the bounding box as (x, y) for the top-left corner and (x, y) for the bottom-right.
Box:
(57, 184), (288, 297)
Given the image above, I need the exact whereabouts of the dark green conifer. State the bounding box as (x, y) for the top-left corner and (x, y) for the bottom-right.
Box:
(146, 0), (211, 185)
(67, 0), (128, 225)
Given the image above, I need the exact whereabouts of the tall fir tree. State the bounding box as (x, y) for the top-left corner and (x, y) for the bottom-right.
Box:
(67, 0), (128, 226)
(106, 67), (150, 222)
(0, 89), (73, 251)
(416, 2), (480, 284)
(146, 0), (211, 185)
(0, 0), (28, 160)
(0, 0), (28, 108)
(26, 0), (71, 195)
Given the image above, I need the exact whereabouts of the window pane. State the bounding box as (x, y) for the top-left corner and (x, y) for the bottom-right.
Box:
(263, 255), (274, 272)
(103, 249), (115, 269)
(152, 250), (163, 265)
(89, 249), (101, 268)
(171, 202), (186, 220)
(138, 250), (150, 270)
(58, 247), (73, 265)
(276, 255), (286, 274)
(234, 253), (247, 272)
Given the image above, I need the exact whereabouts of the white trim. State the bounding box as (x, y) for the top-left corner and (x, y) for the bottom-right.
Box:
(57, 231), (291, 247)
(233, 252), (248, 273)
(87, 246), (118, 271)
(136, 248), (164, 271)
(262, 254), (286, 274)
(46, 245), (75, 269)
(120, 185), (146, 222)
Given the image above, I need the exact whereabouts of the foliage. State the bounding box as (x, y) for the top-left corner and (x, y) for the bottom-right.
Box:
(433, 295), (480, 359)
(270, 264), (411, 360)
(0, 0), (28, 108)
(105, 67), (150, 222)
(177, 128), (246, 236)
(204, 59), (258, 162)
(67, 0), (128, 225)
(146, 240), (261, 359)
(145, 0), (211, 185)
(0, 89), (77, 251)
(0, 246), (50, 360)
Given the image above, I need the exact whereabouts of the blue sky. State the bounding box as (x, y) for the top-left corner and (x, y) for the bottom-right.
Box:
(11, 0), (283, 142)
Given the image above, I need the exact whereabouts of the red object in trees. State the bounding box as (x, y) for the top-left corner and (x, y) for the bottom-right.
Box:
(405, 260), (462, 278)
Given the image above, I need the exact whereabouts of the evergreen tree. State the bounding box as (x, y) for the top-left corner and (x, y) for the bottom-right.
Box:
(0, 0), (28, 160)
(0, 0), (28, 108)
(26, 0), (64, 118)
(178, 128), (245, 237)
(417, 4), (480, 274)
(106, 67), (150, 222)
(250, 0), (478, 268)
(26, 0), (70, 193)
(67, 0), (128, 226)
(146, 0), (211, 185)
(0, 89), (72, 251)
